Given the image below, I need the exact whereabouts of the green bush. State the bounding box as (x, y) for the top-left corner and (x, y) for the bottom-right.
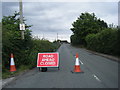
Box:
(27, 39), (59, 68)
(85, 28), (118, 56)
(85, 33), (97, 50)
(70, 34), (82, 45)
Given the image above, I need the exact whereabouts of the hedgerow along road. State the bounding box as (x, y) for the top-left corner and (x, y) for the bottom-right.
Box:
(4, 43), (118, 88)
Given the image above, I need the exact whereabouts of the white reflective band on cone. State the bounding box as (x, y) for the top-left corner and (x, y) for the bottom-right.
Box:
(75, 58), (79, 65)
(10, 58), (15, 65)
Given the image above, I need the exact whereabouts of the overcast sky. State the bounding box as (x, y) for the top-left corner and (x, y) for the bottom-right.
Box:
(2, 1), (119, 42)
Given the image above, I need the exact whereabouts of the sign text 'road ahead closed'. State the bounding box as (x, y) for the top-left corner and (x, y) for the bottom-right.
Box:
(37, 53), (59, 67)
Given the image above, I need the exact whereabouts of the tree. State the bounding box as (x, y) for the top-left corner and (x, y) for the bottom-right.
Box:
(70, 12), (108, 45)
(2, 12), (32, 71)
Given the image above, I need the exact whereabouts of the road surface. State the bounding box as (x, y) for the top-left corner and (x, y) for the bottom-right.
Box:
(3, 44), (118, 88)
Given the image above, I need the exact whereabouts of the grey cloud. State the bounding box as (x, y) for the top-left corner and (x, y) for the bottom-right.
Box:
(2, 2), (19, 16)
(2, 2), (118, 42)
(0, 2), (2, 21)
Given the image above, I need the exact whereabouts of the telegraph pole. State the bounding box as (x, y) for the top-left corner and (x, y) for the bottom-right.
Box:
(19, 0), (25, 39)
(57, 33), (58, 41)
(118, 1), (120, 29)
(43, 34), (44, 40)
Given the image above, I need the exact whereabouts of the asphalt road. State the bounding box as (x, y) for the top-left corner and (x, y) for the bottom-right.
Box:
(4, 44), (118, 88)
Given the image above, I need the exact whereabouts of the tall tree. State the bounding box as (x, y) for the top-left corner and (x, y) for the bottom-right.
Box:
(2, 12), (32, 70)
(70, 12), (108, 45)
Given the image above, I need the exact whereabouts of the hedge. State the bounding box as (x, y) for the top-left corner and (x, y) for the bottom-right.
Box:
(85, 28), (119, 56)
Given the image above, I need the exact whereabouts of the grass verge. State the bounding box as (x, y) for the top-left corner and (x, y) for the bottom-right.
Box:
(2, 65), (29, 79)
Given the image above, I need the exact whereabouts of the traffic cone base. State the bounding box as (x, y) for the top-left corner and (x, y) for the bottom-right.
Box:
(10, 65), (16, 72)
(74, 65), (82, 72)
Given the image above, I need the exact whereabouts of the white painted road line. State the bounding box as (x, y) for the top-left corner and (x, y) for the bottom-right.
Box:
(79, 60), (83, 65)
(93, 74), (101, 82)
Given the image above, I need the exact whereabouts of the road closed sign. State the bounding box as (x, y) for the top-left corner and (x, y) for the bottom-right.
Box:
(37, 53), (59, 67)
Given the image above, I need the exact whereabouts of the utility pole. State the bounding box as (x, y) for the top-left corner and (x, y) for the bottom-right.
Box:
(42, 34), (44, 40)
(19, 0), (25, 39)
(57, 33), (58, 41)
(118, 1), (120, 29)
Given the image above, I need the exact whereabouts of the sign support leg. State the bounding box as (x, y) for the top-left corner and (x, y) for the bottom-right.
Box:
(58, 67), (60, 70)
(39, 67), (40, 71)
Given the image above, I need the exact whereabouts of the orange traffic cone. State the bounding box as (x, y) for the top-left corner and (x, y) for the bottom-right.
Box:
(10, 53), (16, 72)
(72, 53), (83, 73)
